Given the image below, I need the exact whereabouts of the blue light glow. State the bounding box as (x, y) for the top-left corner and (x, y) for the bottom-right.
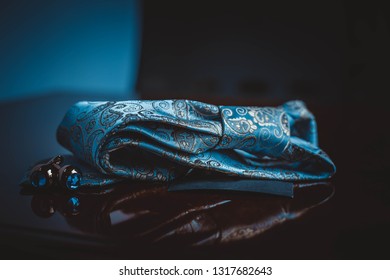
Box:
(0, 0), (141, 101)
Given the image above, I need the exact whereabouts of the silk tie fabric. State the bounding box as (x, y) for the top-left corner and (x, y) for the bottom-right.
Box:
(56, 100), (336, 187)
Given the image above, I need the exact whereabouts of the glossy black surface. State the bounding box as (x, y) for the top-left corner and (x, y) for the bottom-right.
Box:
(0, 95), (389, 259)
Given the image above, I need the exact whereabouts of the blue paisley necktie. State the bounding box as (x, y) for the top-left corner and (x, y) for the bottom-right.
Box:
(56, 100), (335, 187)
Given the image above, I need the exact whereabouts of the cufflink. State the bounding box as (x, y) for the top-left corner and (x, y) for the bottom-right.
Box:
(58, 165), (82, 191)
(29, 155), (63, 189)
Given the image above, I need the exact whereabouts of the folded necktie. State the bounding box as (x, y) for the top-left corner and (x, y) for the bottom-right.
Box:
(56, 100), (336, 187)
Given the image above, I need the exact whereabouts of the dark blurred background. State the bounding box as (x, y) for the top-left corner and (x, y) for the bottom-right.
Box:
(1, 0), (389, 104)
(138, 1), (346, 103)
(0, 0), (142, 101)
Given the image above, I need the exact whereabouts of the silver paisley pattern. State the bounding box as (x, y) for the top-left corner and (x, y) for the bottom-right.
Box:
(56, 100), (336, 186)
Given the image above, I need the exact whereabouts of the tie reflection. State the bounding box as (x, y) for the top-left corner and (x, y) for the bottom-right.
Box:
(26, 180), (334, 246)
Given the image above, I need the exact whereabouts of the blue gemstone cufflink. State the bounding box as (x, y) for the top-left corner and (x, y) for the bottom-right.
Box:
(29, 155), (82, 191)
(29, 155), (62, 189)
(59, 165), (82, 190)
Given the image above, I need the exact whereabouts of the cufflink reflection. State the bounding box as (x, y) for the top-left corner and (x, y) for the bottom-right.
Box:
(25, 181), (334, 246)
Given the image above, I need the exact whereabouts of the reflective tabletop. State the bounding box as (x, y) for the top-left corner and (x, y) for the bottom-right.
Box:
(0, 94), (389, 259)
